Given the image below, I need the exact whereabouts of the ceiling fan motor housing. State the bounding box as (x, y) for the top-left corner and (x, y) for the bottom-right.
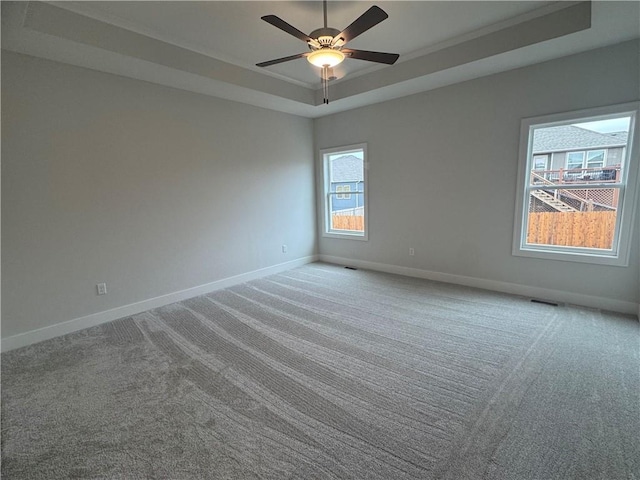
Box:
(309, 27), (342, 50)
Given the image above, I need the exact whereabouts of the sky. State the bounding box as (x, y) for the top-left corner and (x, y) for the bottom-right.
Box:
(573, 117), (631, 134)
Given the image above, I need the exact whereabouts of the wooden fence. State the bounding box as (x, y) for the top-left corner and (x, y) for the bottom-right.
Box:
(332, 215), (364, 232)
(333, 211), (617, 249)
(527, 211), (616, 249)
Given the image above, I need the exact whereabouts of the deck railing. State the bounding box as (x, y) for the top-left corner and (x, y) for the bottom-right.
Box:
(531, 165), (621, 185)
(530, 165), (621, 211)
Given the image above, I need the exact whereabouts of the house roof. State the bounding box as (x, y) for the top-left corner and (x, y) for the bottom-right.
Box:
(532, 125), (627, 153)
(331, 155), (363, 183)
(607, 131), (629, 143)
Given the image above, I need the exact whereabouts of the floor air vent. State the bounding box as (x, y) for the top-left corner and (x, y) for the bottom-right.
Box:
(531, 299), (559, 307)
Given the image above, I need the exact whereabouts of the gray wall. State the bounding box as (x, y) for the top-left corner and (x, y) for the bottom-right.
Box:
(315, 40), (639, 305)
(607, 147), (625, 167)
(3, 40), (639, 341)
(551, 152), (565, 171)
(2, 52), (316, 338)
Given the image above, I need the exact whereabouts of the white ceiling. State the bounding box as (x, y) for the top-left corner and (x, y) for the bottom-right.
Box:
(2, 1), (639, 118)
(52, 1), (553, 85)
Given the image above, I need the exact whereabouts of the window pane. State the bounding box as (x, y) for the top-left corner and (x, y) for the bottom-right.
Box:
(517, 108), (635, 265)
(566, 152), (584, 169)
(586, 150), (605, 168)
(329, 193), (364, 232)
(526, 187), (620, 250)
(323, 145), (366, 238)
(533, 155), (548, 170)
(329, 154), (364, 182)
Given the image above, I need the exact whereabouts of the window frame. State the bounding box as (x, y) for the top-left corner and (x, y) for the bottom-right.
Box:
(566, 151), (586, 170)
(586, 149), (606, 169)
(334, 184), (352, 200)
(512, 102), (639, 266)
(564, 149), (607, 170)
(320, 143), (368, 241)
(533, 154), (550, 171)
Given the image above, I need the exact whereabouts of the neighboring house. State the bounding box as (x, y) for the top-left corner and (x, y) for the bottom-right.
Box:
(530, 126), (627, 212)
(330, 154), (364, 213)
(532, 125), (627, 180)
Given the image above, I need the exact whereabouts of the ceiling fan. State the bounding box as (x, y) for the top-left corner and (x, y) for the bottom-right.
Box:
(257, 1), (399, 104)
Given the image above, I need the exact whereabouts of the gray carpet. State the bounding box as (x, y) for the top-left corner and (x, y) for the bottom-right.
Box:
(2, 262), (639, 479)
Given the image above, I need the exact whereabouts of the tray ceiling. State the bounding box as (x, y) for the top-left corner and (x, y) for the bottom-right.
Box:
(2, 1), (639, 118)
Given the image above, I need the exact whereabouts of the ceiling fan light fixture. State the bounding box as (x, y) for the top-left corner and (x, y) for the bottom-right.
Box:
(258, 2), (398, 104)
(307, 48), (345, 68)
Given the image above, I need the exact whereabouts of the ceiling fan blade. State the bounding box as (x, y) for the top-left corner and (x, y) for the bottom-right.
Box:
(261, 15), (313, 43)
(256, 52), (308, 68)
(342, 49), (399, 65)
(333, 6), (388, 44)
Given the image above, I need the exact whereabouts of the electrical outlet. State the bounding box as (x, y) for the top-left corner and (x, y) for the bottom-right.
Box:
(97, 283), (107, 295)
(282, 245), (288, 254)
(409, 248), (415, 256)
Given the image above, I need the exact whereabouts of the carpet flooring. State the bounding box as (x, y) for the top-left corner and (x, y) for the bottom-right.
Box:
(2, 263), (639, 479)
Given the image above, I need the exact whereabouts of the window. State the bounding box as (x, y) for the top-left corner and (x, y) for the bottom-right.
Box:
(513, 103), (639, 266)
(335, 185), (351, 199)
(565, 150), (606, 170)
(321, 144), (367, 239)
(586, 150), (605, 168)
(566, 151), (585, 170)
(533, 155), (550, 170)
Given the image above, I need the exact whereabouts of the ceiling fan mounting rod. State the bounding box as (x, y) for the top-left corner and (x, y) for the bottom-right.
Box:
(323, 0), (328, 29)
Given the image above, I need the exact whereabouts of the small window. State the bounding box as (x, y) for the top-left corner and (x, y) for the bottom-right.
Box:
(533, 155), (550, 170)
(335, 185), (351, 200)
(513, 103), (639, 266)
(586, 150), (605, 168)
(320, 144), (367, 240)
(566, 151), (585, 170)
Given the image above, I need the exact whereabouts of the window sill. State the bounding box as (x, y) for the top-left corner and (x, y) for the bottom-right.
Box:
(322, 231), (368, 241)
(512, 245), (629, 267)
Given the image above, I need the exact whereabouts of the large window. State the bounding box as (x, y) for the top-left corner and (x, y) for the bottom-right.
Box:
(566, 150), (606, 170)
(513, 103), (639, 266)
(320, 144), (367, 240)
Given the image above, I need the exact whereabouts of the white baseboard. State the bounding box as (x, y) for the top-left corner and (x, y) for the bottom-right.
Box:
(319, 255), (639, 317)
(1, 255), (318, 352)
